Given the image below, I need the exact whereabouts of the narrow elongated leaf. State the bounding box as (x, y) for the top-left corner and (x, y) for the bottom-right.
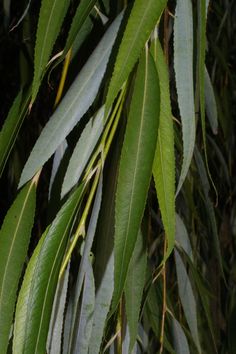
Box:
(47, 263), (70, 354)
(174, 0), (195, 194)
(64, 0), (97, 56)
(125, 230), (146, 353)
(205, 66), (218, 134)
(113, 49), (159, 311)
(32, 0), (70, 102)
(13, 184), (84, 354)
(105, 0), (167, 112)
(19, 12), (123, 188)
(174, 250), (201, 352)
(0, 89), (31, 177)
(73, 259), (95, 354)
(69, 175), (102, 352)
(175, 214), (192, 259)
(0, 178), (36, 354)
(172, 318), (190, 354)
(151, 38), (175, 260)
(62, 106), (104, 197)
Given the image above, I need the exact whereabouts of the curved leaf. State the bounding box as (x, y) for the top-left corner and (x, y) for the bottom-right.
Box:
(125, 230), (146, 353)
(113, 49), (159, 311)
(64, 0), (97, 56)
(205, 66), (218, 134)
(174, 0), (195, 194)
(151, 38), (175, 261)
(0, 178), (36, 354)
(105, 0), (167, 112)
(19, 12), (124, 188)
(62, 106), (104, 197)
(32, 0), (70, 102)
(172, 318), (190, 354)
(13, 184), (84, 354)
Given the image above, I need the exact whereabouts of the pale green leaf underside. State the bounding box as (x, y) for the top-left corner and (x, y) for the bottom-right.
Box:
(61, 106), (104, 197)
(113, 50), (159, 311)
(174, 0), (196, 194)
(32, 0), (70, 102)
(172, 317), (190, 354)
(19, 13), (123, 188)
(125, 230), (146, 354)
(205, 66), (218, 134)
(13, 185), (84, 354)
(152, 38), (175, 261)
(0, 181), (36, 354)
(106, 0), (167, 113)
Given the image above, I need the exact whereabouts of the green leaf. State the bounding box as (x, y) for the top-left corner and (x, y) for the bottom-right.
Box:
(151, 38), (175, 261)
(64, 0), (97, 56)
(69, 176), (103, 352)
(61, 106), (104, 197)
(105, 0), (167, 112)
(125, 230), (147, 353)
(174, 249), (201, 352)
(174, 0), (195, 194)
(205, 66), (218, 135)
(47, 263), (70, 354)
(0, 89), (30, 178)
(32, 0), (70, 102)
(74, 259), (95, 354)
(19, 12), (124, 188)
(13, 184), (84, 354)
(0, 178), (36, 354)
(113, 49), (159, 311)
(172, 317), (190, 354)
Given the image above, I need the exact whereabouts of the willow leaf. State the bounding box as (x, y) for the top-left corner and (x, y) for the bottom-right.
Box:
(0, 89), (31, 178)
(13, 184), (84, 354)
(172, 318), (190, 354)
(113, 49), (159, 311)
(47, 263), (70, 354)
(64, 0), (97, 56)
(19, 12), (123, 188)
(174, 250), (201, 352)
(151, 38), (175, 261)
(73, 260), (95, 354)
(62, 106), (104, 197)
(205, 66), (218, 134)
(0, 178), (36, 354)
(105, 0), (166, 112)
(32, 0), (70, 102)
(125, 230), (146, 354)
(174, 0), (195, 194)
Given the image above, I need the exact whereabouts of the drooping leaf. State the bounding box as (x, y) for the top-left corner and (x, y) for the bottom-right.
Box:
(174, 0), (195, 194)
(69, 175), (103, 352)
(175, 214), (192, 260)
(61, 106), (104, 197)
(172, 317), (190, 354)
(47, 262), (70, 354)
(174, 249), (201, 352)
(19, 12), (124, 188)
(32, 0), (70, 102)
(64, 0), (97, 56)
(113, 49), (159, 311)
(73, 259), (95, 354)
(105, 0), (167, 112)
(13, 184), (84, 354)
(0, 89), (30, 178)
(125, 230), (146, 353)
(151, 37), (175, 261)
(0, 178), (37, 354)
(205, 66), (218, 135)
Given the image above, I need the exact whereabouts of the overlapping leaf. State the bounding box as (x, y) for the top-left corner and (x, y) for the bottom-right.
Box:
(151, 38), (175, 261)
(13, 184), (84, 354)
(174, 0), (195, 194)
(113, 49), (159, 311)
(0, 178), (36, 354)
(105, 0), (167, 112)
(32, 0), (70, 102)
(19, 12), (123, 188)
